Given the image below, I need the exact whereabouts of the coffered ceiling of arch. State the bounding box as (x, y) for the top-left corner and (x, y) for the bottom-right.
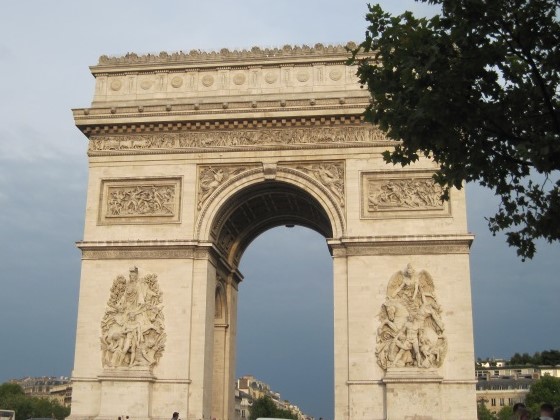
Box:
(211, 181), (332, 265)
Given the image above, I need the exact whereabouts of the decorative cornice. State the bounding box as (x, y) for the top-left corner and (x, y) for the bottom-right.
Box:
(95, 42), (358, 69)
(74, 100), (370, 131)
(330, 234), (474, 256)
(76, 240), (214, 260)
(340, 234), (474, 244)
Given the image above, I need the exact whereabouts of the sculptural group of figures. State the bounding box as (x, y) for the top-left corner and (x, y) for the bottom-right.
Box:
(101, 267), (166, 369)
(368, 179), (444, 211)
(108, 185), (175, 217)
(376, 264), (447, 370)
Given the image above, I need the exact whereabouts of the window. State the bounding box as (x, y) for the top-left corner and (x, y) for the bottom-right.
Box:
(491, 398), (496, 406)
(500, 398), (505, 406)
(509, 398), (514, 406)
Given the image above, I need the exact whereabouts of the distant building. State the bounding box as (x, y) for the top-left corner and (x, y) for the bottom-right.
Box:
(49, 383), (73, 407)
(476, 377), (532, 414)
(235, 375), (311, 420)
(234, 388), (252, 419)
(475, 364), (560, 414)
(9, 376), (70, 400)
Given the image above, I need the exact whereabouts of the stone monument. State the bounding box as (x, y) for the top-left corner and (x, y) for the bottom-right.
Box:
(70, 43), (476, 420)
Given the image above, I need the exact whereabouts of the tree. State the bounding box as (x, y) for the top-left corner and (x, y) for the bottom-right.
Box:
(525, 375), (560, 407)
(496, 406), (513, 420)
(0, 382), (70, 420)
(477, 399), (497, 420)
(0, 383), (24, 400)
(249, 396), (297, 420)
(350, 0), (560, 259)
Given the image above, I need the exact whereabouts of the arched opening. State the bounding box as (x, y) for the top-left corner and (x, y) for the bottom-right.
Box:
(210, 180), (334, 267)
(237, 226), (334, 420)
(208, 180), (335, 420)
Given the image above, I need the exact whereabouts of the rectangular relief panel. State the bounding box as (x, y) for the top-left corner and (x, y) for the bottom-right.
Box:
(98, 177), (182, 224)
(361, 171), (451, 219)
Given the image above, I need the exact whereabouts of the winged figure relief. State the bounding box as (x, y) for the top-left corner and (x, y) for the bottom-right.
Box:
(376, 264), (447, 370)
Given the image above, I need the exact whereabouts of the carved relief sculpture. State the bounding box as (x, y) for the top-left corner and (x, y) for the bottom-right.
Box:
(99, 178), (181, 224)
(89, 126), (388, 153)
(368, 178), (443, 211)
(107, 184), (175, 217)
(100, 267), (166, 369)
(376, 264), (447, 370)
(295, 162), (345, 207)
(197, 165), (252, 210)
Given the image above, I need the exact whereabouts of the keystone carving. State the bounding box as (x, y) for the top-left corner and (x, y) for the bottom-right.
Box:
(376, 264), (447, 370)
(100, 267), (166, 370)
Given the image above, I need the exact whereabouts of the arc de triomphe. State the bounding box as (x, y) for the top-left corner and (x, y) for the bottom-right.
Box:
(70, 43), (476, 420)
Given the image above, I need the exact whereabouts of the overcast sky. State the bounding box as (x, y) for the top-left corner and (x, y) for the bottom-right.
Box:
(0, 2), (559, 420)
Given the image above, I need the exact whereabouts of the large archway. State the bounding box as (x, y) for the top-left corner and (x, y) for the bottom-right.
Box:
(236, 225), (334, 419)
(71, 44), (476, 420)
(207, 180), (334, 419)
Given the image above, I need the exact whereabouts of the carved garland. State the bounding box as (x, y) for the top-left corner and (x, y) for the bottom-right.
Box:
(376, 264), (447, 370)
(100, 267), (166, 370)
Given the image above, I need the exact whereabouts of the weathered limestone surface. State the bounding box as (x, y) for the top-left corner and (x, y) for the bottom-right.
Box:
(70, 43), (476, 420)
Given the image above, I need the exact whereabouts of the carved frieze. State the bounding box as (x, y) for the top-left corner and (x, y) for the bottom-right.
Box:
(362, 172), (450, 219)
(88, 126), (388, 154)
(291, 161), (345, 207)
(99, 178), (181, 224)
(197, 165), (256, 210)
(100, 267), (166, 370)
(376, 264), (447, 370)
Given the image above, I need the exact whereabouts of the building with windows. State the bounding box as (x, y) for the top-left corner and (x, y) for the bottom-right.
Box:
(9, 376), (70, 400)
(475, 364), (560, 414)
(235, 375), (311, 420)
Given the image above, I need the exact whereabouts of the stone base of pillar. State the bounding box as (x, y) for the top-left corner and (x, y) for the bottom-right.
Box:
(96, 369), (156, 420)
(383, 368), (443, 420)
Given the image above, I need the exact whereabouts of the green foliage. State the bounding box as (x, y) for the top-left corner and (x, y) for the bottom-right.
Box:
(0, 384), (24, 400)
(350, 0), (560, 259)
(525, 375), (560, 407)
(477, 400), (497, 420)
(509, 349), (560, 365)
(496, 406), (513, 420)
(0, 383), (70, 420)
(248, 396), (298, 420)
